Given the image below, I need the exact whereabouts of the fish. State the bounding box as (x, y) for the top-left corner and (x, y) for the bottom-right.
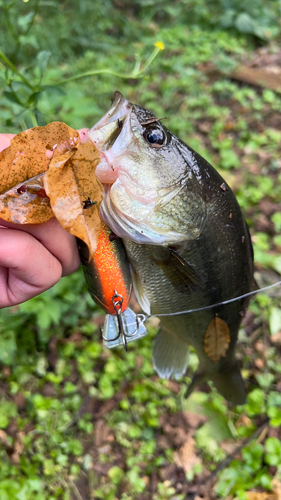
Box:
(87, 91), (254, 404)
(78, 220), (147, 349)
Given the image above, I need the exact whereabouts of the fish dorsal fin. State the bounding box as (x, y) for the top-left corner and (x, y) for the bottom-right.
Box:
(153, 247), (202, 292)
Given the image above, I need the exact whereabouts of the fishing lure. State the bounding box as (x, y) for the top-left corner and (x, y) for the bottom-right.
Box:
(78, 221), (147, 350)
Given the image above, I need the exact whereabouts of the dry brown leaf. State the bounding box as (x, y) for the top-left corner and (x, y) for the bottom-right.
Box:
(44, 140), (102, 259)
(246, 492), (277, 500)
(0, 429), (11, 447)
(0, 173), (53, 224)
(204, 316), (230, 363)
(0, 123), (103, 256)
(11, 431), (25, 464)
(272, 479), (281, 500)
(174, 436), (201, 473)
(0, 122), (79, 195)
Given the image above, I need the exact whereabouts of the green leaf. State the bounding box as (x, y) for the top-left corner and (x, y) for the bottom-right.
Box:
(255, 372), (275, 390)
(219, 9), (236, 28)
(269, 307), (281, 335)
(265, 437), (281, 466)
(0, 330), (17, 365)
(2, 90), (22, 105)
(267, 406), (281, 427)
(220, 149), (240, 169)
(108, 466), (125, 485)
(37, 51), (51, 79)
(28, 91), (40, 105)
(40, 85), (66, 96)
(244, 388), (265, 416)
(235, 13), (256, 34)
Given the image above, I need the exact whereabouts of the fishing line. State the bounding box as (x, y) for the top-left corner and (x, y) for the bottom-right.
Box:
(151, 280), (281, 318)
(102, 281), (281, 347)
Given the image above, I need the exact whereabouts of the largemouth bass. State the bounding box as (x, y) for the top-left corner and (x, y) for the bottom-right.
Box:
(88, 92), (254, 404)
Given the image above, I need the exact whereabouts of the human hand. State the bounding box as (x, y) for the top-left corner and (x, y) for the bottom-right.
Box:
(0, 128), (89, 308)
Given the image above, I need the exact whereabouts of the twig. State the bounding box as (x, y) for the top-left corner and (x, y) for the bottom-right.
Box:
(70, 479), (83, 500)
(203, 420), (269, 485)
(65, 394), (91, 432)
(184, 421), (269, 500)
(201, 62), (281, 92)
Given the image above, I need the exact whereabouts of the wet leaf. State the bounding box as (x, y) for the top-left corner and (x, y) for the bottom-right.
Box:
(0, 123), (103, 256)
(0, 122), (80, 195)
(203, 316), (230, 363)
(44, 141), (103, 259)
(0, 173), (53, 224)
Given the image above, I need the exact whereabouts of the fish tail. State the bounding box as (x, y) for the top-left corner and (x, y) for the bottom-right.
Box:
(153, 327), (189, 380)
(209, 363), (246, 404)
(185, 362), (246, 405)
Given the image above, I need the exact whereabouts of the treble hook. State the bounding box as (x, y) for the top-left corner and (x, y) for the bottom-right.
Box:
(100, 290), (128, 349)
(116, 307), (128, 351)
(100, 290), (147, 350)
(123, 313), (146, 338)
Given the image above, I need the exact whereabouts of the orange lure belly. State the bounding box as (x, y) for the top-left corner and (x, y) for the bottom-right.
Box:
(80, 221), (132, 315)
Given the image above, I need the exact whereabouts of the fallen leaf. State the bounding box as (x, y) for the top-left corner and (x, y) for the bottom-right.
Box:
(11, 431), (25, 464)
(94, 419), (110, 447)
(0, 173), (53, 224)
(203, 316), (230, 363)
(174, 436), (201, 473)
(182, 411), (207, 429)
(0, 124), (103, 257)
(44, 140), (103, 259)
(0, 122), (79, 195)
(0, 429), (11, 447)
(246, 492), (277, 500)
(272, 479), (281, 500)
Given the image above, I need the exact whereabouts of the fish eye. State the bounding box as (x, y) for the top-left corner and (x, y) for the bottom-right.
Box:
(143, 128), (166, 148)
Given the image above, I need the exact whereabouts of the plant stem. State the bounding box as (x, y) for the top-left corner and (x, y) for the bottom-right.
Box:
(0, 50), (35, 90)
(56, 45), (163, 86)
(139, 45), (162, 75)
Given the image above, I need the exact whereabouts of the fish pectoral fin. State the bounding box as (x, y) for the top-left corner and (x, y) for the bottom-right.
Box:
(130, 265), (151, 315)
(153, 248), (202, 292)
(153, 327), (189, 379)
(185, 362), (246, 405)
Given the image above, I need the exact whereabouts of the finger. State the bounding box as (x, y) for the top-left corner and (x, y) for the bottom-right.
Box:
(0, 218), (81, 276)
(0, 228), (62, 308)
(78, 128), (89, 143)
(0, 134), (16, 153)
(0, 129), (89, 154)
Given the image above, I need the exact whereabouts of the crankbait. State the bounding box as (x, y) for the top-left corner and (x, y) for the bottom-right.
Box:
(78, 221), (147, 350)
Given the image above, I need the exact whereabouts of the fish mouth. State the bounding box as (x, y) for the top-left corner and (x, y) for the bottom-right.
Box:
(89, 91), (131, 139)
(88, 92), (160, 203)
(88, 92), (133, 183)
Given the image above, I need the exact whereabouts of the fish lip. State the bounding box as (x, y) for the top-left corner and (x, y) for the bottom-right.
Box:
(88, 91), (134, 162)
(88, 91), (136, 184)
(89, 91), (132, 135)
